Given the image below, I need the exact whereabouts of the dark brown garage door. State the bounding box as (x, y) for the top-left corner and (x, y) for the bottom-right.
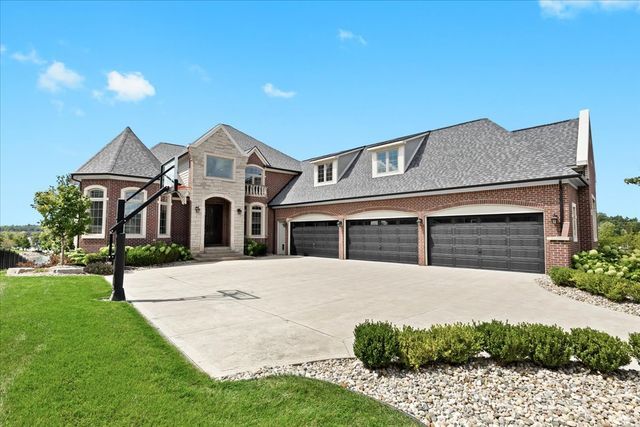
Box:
(290, 221), (339, 258)
(428, 214), (544, 273)
(347, 218), (419, 264)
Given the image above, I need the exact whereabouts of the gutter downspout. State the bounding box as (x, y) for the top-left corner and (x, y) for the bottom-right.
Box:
(558, 180), (564, 227)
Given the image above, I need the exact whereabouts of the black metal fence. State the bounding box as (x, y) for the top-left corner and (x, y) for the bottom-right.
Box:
(0, 249), (28, 269)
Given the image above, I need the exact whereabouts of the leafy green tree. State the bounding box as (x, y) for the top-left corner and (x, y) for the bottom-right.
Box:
(32, 175), (91, 264)
(624, 176), (640, 186)
(12, 232), (31, 249)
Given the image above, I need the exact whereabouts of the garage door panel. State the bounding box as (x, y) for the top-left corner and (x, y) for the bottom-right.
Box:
(347, 218), (418, 264)
(290, 221), (339, 258)
(428, 213), (544, 273)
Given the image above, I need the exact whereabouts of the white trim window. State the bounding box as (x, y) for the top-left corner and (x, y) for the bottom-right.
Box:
(158, 194), (171, 237)
(84, 185), (107, 238)
(571, 202), (578, 242)
(371, 145), (405, 177)
(591, 196), (598, 242)
(245, 165), (264, 185)
(314, 160), (337, 186)
(245, 203), (266, 238)
(205, 154), (235, 180)
(122, 188), (147, 237)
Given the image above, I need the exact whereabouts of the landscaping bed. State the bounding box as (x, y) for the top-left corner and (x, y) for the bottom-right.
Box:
(0, 274), (415, 426)
(228, 358), (640, 426)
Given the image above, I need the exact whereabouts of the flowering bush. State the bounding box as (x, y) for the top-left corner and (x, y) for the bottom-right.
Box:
(572, 246), (640, 282)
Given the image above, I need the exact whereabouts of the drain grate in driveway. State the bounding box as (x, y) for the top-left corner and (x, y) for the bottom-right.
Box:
(217, 290), (259, 300)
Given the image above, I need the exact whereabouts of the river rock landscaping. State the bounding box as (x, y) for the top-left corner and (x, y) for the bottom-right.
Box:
(228, 358), (640, 426)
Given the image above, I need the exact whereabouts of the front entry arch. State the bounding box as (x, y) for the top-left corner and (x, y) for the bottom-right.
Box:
(204, 197), (231, 246)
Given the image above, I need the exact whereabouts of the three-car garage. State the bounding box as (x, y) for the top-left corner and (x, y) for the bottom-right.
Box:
(287, 210), (546, 273)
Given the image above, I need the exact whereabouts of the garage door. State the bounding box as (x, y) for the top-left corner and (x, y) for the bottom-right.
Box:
(347, 218), (418, 264)
(290, 221), (339, 258)
(428, 213), (544, 273)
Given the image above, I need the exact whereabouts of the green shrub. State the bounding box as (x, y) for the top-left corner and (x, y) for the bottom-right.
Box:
(570, 327), (632, 372)
(572, 247), (640, 282)
(476, 320), (530, 364)
(84, 262), (113, 275)
(548, 267), (575, 287)
(629, 333), (640, 360)
(524, 324), (572, 368)
(397, 326), (438, 370)
(571, 270), (638, 303)
(85, 252), (107, 265)
(429, 323), (482, 365)
(67, 248), (87, 265)
(353, 321), (399, 369)
(123, 242), (191, 267)
(244, 239), (267, 256)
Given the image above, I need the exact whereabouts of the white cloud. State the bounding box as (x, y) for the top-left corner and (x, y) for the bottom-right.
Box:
(0, 44), (6, 54)
(262, 83), (296, 99)
(189, 64), (211, 83)
(38, 61), (84, 92)
(11, 48), (46, 65)
(338, 29), (367, 45)
(106, 71), (156, 102)
(539, 0), (640, 18)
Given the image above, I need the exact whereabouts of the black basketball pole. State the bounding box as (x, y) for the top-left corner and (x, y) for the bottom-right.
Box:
(111, 199), (127, 301)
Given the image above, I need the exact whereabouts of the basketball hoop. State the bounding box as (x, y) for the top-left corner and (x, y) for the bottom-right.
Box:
(173, 185), (190, 205)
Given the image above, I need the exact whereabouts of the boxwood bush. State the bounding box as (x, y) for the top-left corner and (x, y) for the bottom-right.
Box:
(353, 320), (399, 369)
(524, 323), (572, 368)
(397, 326), (438, 370)
(476, 320), (530, 364)
(548, 267), (575, 287)
(84, 262), (113, 275)
(629, 332), (640, 360)
(244, 239), (267, 257)
(570, 327), (631, 372)
(548, 266), (640, 304)
(430, 323), (482, 365)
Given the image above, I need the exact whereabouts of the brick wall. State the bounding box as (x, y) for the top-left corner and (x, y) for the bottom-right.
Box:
(273, 183), (592, 271)
(78, 178), (189, 253)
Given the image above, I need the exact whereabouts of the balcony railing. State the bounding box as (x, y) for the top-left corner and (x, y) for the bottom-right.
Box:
(245, 184), (267, 197)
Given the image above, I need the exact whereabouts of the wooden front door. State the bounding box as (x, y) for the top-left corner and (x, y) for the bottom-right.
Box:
(205, 204), (224, 246)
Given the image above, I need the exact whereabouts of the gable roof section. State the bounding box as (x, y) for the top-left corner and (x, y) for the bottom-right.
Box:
(150, 142), (187, 164)
(270, 117), (581, 207)
(221, 125), (302, 172)
(74, 127), (161, 178)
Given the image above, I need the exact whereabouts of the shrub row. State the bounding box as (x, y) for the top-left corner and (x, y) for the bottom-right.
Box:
(244, 239), (267, 257)
(572, 247), (640, 282)
(549, 267), (640, 303)
(353, 320), (639, 373)
(68, 243), (192, 268)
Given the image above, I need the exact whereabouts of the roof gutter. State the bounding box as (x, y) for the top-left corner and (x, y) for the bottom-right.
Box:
(269, 174), (582, 208)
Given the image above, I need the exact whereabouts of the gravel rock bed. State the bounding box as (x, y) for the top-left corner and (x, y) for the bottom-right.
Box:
(227, 358), (640, 426)
(537, 276), (640, 317)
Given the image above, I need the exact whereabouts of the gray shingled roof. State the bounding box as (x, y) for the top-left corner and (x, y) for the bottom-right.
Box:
(270, 118), (580, 206)
(221, 124), (302, 172)
(150, 142), (188, 164)
(74, 127), (161, 178)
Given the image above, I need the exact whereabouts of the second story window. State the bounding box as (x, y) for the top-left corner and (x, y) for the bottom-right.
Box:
(205, 155), (234, 180)
(245, 166), (264, 185)
(317, 162), (333, 184)
(370, 144), (405, 178)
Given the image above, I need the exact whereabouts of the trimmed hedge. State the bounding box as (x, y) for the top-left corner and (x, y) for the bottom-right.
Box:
(629, 333), (640, 360)
(84, 262), (113, 275)
(548, 266), (640, 303)
(354, 320), (638, 373)
(353, 321), (399, 369)
(570, 328), (631, 373)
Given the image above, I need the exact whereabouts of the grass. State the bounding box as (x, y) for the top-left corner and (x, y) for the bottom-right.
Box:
(0, 274), (416, 426)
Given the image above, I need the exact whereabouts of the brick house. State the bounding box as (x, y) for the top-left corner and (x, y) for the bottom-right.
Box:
(72, 110), (597, 273)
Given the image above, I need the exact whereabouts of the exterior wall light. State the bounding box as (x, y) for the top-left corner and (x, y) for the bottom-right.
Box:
(551, 213), (559, 225)
(237, 208), (243, 215)
(416, 218), (423, 225)
(337, 220), (344, 227)
(195, 206), (200, 213)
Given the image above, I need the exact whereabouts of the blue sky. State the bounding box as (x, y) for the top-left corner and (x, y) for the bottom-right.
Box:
(1, 1), (639, 225)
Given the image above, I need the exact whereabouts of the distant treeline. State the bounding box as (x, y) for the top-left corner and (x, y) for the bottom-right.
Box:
(0, 224), (41, 234)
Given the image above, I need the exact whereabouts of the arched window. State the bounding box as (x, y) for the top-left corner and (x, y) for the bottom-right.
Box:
(121, 188), (147, 237)
(245, 166), (264, 185)
(245, 202), (266, 238)
(84, 185), (107, 237)
(158, 194), (171, 237)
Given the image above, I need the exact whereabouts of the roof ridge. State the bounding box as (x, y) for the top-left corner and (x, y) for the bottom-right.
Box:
(151, 141), (186, 148)
(511, 118), (577, 133)
(109, 128), (132, 173)
(222, 124), (302, 163)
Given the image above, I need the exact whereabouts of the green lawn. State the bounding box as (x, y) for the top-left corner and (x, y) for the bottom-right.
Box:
(0, 274), (415, 426)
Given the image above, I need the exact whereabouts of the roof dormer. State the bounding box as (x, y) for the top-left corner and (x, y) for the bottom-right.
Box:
(310, 156), (338, 186)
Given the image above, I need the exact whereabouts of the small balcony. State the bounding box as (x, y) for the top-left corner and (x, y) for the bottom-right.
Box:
(245, 184), (267, 197)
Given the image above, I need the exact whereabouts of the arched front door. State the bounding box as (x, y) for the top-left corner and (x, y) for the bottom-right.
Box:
(204, 197), (230, 246)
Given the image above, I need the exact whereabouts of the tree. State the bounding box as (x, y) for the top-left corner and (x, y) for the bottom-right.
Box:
(624, 176), (640, 186)
(32, 175), (91, 264)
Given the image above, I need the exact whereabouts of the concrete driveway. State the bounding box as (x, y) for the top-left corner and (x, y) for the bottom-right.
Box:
(124, 257), (640, 377)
